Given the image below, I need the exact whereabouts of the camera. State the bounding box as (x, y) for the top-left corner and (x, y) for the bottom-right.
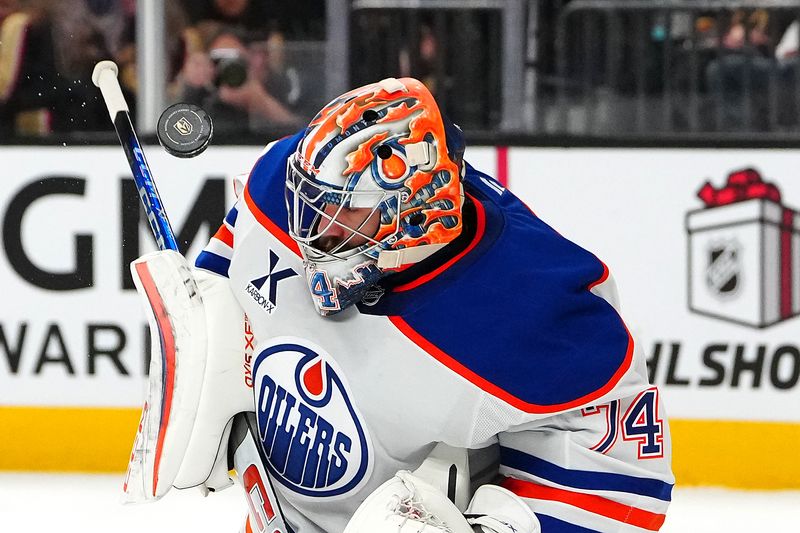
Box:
(209, 48), (248, 88)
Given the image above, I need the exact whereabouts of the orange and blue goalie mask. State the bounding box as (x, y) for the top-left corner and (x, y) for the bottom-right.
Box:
(285, 77), (465, 315)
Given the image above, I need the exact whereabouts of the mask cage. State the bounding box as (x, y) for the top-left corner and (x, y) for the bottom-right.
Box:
(285, 154), (402, 263)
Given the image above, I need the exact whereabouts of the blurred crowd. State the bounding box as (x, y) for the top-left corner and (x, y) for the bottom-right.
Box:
(349, 9), (500, 131)
(699, 9), (800, 130)
(643, 8), (800, 131)
(6, 1), (800, 140)
(0, 0), (324, 139)
(547, 5), (800, 133)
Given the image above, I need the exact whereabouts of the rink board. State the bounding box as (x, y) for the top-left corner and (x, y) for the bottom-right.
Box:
(1, 406), (798, 489)
(2, 145), (800, 488)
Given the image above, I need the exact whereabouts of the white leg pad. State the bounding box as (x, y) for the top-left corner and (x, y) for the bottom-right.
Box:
(123, 250), (252, 502)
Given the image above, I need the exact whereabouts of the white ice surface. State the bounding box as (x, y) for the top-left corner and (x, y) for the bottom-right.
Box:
(0, 473), (799, 532)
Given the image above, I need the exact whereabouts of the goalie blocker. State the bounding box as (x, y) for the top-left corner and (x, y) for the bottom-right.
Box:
(343, 465), (540, 533)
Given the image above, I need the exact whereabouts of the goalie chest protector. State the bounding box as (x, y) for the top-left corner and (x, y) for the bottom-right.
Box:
(211, 133), (641, 533)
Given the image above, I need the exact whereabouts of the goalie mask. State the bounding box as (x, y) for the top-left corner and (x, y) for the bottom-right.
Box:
(285, 77), (465, 316)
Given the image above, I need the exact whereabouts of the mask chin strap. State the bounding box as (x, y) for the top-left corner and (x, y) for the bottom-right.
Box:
(377, 243), (447, 270)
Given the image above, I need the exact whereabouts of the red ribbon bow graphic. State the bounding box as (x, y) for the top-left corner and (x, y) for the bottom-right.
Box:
(697, 168), (781, 207)
(695, 167), (796, 321)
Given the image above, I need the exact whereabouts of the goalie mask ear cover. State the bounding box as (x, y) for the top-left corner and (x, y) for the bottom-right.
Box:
(343, 471), (474, 533)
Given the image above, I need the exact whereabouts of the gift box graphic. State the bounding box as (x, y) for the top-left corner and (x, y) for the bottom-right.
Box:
(686, 168), (800, 328)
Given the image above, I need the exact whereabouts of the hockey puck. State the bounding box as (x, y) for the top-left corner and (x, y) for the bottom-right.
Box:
(157, 103), (213, 158)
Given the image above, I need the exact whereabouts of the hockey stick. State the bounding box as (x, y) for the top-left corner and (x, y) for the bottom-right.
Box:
(94, 61), (187, 502)
(92, 60), (179, 251)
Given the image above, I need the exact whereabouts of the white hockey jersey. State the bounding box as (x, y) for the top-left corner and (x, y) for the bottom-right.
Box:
(196, 133), (675, 532)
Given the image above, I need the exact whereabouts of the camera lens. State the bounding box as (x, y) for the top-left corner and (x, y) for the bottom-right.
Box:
(215, 58), (248, 88)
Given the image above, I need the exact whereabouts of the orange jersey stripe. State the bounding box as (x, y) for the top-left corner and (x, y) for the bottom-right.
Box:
(213, 224), (234, 248)
(502, 477), (666, 531)
(244, 184), (302, 257)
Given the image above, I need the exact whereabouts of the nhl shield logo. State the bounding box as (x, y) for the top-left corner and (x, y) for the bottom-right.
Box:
(705, 240), (740, 298)
(360, 285), (385, 306)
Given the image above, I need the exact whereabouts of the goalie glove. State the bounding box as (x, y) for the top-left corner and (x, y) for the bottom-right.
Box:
(465, 484), (541, 533)
(344, 472), (541, 533)
(344, 471), (474, 533)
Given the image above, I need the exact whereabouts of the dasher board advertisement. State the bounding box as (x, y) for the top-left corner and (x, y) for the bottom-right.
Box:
(1, 144), (798, 487)
(0, 146), (254, 407)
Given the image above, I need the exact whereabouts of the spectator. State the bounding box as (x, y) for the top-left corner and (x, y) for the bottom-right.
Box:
(46, 0), (136, 132)
(770, 17), (800, 127)
(51, 0), (135, 83)
(181, 0), (325, 40)
(775, 18), (800, 62)
(182, 0), (271, 36)
(248, 32), (304, 114)
(0, 0), (60, 138)
(45, 0), (201, 133)
(272, 0), (325, 41)
(177, 28), (301, 135)
(399, 22), (439, 97)
(705, 9), (776, 131)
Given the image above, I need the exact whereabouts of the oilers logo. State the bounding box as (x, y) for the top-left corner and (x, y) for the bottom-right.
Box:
(253, 338), (373, 498)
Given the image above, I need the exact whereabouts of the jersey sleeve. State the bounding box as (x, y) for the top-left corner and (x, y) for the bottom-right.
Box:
(194, 202), (240, 278)
(194, 134), (304, 278)
(496, 387), (674, 532)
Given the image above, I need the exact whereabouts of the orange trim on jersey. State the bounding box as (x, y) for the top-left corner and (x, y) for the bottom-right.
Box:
(388, 315), (634, 414)
(392, 193), (486, 292)
(588, 261), (610, 290)
(502, 477), (666, 531)
(213, 224), (234, 248)
(134, 262), (176, 497)
(244, 183), (302, 257)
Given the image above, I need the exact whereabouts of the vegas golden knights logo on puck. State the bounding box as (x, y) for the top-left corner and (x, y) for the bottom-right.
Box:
(174, 116), (193, 136)
(157, 103), (213, 158)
